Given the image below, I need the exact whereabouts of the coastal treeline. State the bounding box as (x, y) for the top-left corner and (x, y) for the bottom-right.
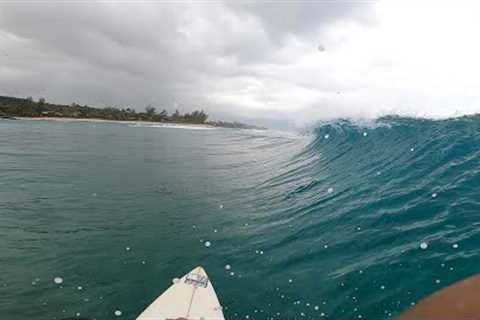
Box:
(0, 95), (264, 129)
(0, 96), (210, 124)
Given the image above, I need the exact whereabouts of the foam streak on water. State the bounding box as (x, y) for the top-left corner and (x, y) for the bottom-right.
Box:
(0, 116), (480, 319)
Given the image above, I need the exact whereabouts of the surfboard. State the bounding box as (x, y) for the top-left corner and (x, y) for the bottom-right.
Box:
(136, 266), (225, 320)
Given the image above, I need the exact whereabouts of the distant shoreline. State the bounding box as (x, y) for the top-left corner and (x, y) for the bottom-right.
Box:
(15, 116), (216, 128)
(0, 95), (266, 130)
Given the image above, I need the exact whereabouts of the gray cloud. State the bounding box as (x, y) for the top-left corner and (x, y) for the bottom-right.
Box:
(0, 1), (376, 127)
(229, 2), (374, 41)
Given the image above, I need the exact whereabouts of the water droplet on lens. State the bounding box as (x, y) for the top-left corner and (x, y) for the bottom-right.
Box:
(53, 277), (63, 284)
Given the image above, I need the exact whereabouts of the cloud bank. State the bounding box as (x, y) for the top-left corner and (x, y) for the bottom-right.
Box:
(1, 1), (480, 128)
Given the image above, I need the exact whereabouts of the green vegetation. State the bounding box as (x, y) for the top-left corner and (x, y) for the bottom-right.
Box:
(0, 95), (264, 129)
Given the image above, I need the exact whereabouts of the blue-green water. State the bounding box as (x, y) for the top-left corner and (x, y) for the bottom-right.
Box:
(1, 117), (480, 320)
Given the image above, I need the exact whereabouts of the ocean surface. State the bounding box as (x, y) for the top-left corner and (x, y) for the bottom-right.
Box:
(1, 117), (480, 320)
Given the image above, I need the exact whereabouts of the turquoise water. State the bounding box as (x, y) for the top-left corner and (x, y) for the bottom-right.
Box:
(1, 117), (479, 320)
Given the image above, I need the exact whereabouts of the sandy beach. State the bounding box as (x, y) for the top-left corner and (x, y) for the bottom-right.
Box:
(17, 116), (216, 129)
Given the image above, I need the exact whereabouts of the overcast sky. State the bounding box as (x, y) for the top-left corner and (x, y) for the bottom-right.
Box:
(1, 1), (480, 128)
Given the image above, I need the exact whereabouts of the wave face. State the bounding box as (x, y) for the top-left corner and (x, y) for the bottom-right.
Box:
(245, 115), (480, 319)
(1, 116), (480, 320)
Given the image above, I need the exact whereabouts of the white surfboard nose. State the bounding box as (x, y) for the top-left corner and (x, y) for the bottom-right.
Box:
(191, 266), (206, 275)
(185, 267), (209, 288)
(136, 266), (224, 320)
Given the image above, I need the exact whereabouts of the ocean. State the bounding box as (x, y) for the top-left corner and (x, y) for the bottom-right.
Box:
(1, 117), (479, 320)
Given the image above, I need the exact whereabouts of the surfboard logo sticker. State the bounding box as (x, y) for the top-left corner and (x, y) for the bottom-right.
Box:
(185, 272), (209, 288)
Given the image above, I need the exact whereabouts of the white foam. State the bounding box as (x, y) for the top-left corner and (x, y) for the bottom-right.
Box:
(130, 123), (215, 130)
